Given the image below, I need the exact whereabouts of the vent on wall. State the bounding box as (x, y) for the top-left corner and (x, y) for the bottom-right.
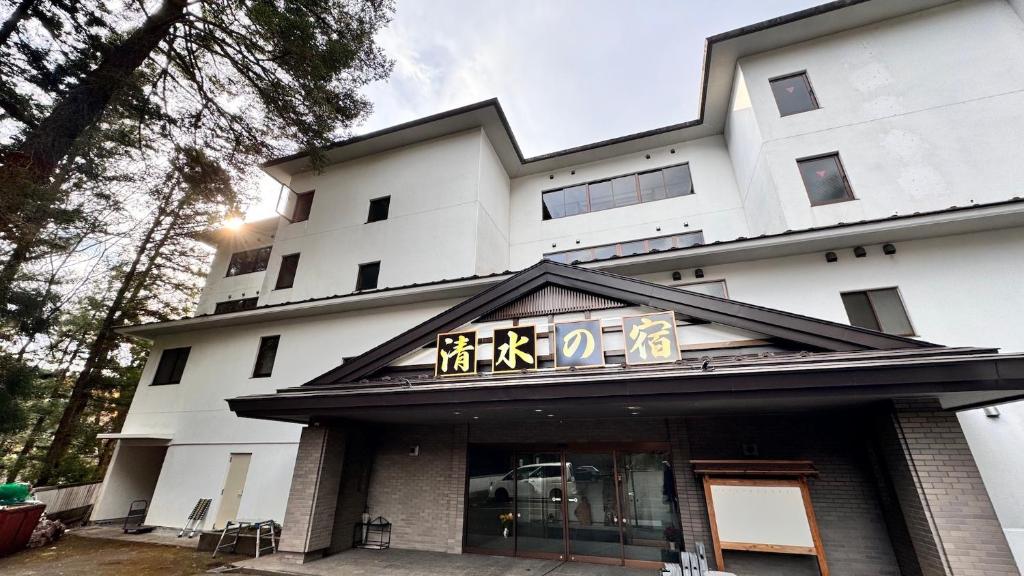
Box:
(480, 285), (625, 321)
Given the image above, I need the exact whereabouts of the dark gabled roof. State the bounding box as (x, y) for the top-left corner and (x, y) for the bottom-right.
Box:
(306, 261), (936, 386)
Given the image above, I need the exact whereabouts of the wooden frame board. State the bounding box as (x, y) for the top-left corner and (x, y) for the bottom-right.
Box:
(703, 476), (828, 576)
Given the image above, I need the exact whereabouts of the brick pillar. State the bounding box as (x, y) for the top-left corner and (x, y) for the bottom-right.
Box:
(444, 424), (468, 554)
(278, 425), (347, 562)
(879, 399), (1019, 576)
(668, 418), (715, 567)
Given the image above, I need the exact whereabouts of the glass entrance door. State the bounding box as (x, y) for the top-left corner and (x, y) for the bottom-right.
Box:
(565, 451), (623, 564)
(465, 445), (680, 567)
(514, 451), (566, 559)
(617, 450), (681, 565)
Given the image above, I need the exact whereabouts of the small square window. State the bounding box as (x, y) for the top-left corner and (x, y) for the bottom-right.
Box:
(797, 153), (854, 206)
(275, 253), (300, 290)
(367, 196), (391, 223)
(841, 288), (914, 336)
(252, 335), (280, 378)
(356, 261), (380, 291)
(292, 191), (314, 223)
(152, 347), (191, 385)
(770, 72), (819, 116)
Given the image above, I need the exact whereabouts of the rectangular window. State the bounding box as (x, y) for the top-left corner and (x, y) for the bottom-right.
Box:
(841, 288), (914, 335)
(544, 231), (704, 264)
(675, 280), (728, 299)
(152, 347), (191, 385)
(275, 253), (300, 290)
(252, 335), (280, 378)
(797, 153), (854, 206)
(292, 191), (314, 223)
(541, 163), (693, 220)
(367, 196), (391, 223)
(225, 247), (272, 277)
(214, 297), (258, 315)
(770, 72), (819, 116)
(356, 261), (380, 291)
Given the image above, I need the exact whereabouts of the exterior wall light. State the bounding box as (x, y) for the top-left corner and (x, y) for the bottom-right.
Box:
(985, 406), (1001, 418)
(672, 271), (682, 281)
(694, 268), (705, 278)
(854, 246), (867, 258)
(883, 243), (896, 255)
(825, 251), (838, 263)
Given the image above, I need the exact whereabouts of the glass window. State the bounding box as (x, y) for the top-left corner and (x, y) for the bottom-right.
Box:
(541, 189), (564, 220)
(464, 446), (515, 554)
(226, 247), (271, 277)
(562, 185), (588, 217)
(593, 245), (618, 260)
(292, 190), (314, 222)
(152, 347), (190, 385)
(619, 241), (645, 257)
(561, 249), (592, 264)
(770, 72), (819, 116)
(356, 261), (380, 291)
(214, 297), (258, 315)
(663, 164), (693, 198)
(587, 180), (614, 212)
(673, 232), (704, 248)
(841, 288), (913, 335)
(638, 170), (667, 202)
(798, 154), (854, 206)
(252, 335), (280, 378)
(611, 175), (638, 208)
(647, 236), (673, 251)
(678, 280), (728, 299)
(367, 196), (390, 223)
(275, 254), (300, 290)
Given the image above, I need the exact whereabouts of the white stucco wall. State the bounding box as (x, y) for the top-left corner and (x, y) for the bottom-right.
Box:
(507, 135), (747, 269)
(732, 0), (1024, 235)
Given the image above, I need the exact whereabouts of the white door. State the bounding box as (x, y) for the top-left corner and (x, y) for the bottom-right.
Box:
(213, 453), (251, 529)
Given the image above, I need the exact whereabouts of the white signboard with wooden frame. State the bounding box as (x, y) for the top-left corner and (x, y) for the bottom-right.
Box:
(696, 461), (828, 576)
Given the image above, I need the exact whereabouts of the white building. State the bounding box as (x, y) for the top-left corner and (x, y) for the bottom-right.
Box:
(93, 1), (1024, 573)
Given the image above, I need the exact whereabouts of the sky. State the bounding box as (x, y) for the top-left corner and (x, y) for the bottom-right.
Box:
(248, 0), (826, 219)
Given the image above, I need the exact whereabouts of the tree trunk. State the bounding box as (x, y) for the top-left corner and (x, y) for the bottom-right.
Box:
(34, 196), (173, 486)
(0, 0), (187, 298)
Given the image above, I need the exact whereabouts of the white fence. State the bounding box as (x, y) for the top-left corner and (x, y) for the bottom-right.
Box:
(32, 482), (102, 516)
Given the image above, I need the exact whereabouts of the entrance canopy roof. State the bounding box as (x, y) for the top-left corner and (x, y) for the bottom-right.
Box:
(228, 263), (1024, 424)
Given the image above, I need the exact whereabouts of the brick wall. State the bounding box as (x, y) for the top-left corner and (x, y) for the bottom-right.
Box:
(329, 429), (374, 554)
(881, 399), (1020, 576)
(682, 412), (902, 576)
(278, 426), (347, 558)
(366, 424), (468, 553)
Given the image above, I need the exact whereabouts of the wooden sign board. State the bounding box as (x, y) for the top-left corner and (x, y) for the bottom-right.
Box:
(703, 477), (828, 576)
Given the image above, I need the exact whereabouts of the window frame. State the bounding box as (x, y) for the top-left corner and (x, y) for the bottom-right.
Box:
(213, 297), (258, 315)
(366, 195), (391, 223)
(541, 162), (694, 221)
(544, 231), (705, 264)
(225, 246), (272, 277)
(355, 261), (381, 291)
(274, 253), (301, 290)
(291, 190), (315, 223)
(840, 287), (916, 336)
(769, 70), (820, 117)
(251, 335), (281, 379)
(796, 152), (856, 206)
(668, 279), (729, 299)
(151, 346), (191, 386)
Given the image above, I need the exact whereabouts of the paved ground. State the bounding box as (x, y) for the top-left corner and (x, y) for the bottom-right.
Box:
(73, 524), (201, 548)
(0, 533), (244, 576)
(233, 548), (657, 576)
